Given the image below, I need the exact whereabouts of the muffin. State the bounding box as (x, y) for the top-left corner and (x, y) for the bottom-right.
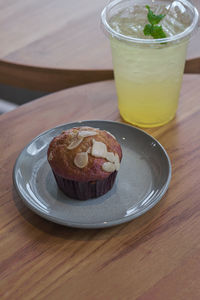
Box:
(47, 126), (122, 200)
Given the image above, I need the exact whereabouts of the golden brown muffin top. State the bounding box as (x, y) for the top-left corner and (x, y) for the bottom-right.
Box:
(47, 126), (122, 181)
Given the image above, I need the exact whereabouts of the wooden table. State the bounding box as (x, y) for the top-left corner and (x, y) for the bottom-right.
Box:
(1, 75), (200, 299)
(0, 0), (112, 92)
(0, 0), (199, 92)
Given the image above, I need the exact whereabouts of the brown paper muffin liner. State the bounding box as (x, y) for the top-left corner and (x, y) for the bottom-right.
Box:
(53, 171), (117, 200)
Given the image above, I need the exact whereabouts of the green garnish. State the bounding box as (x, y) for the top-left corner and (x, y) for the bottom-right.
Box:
(143, 5), (166, 39)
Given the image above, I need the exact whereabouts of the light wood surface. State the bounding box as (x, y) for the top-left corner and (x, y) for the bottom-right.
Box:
(0, 0), (199, 91)
(0, 0), (113, 91)
(0, 75), (200, 299)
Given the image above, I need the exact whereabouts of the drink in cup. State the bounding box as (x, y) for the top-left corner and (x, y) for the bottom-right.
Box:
(101, 0), (199, 127)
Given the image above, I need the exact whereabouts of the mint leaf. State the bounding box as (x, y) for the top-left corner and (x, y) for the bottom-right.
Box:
(144, 5), (167, 40)
(143, 24), (152, 36)
(146, 5), (165, 25)
(151, 25), (167, 39)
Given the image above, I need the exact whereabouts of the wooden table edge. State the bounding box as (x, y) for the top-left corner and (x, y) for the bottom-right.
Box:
(0, 58), (199, 93)
(0, 60), (114, 92)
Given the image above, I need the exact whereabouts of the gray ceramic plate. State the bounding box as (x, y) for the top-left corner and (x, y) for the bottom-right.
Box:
(13, 120), (171, 229)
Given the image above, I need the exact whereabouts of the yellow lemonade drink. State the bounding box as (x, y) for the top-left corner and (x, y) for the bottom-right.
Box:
(111, 38), (188, 127)
(101, 0), (199, 127)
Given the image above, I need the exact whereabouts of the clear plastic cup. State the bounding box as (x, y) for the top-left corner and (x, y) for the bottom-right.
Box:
(101, 0), (199, 127)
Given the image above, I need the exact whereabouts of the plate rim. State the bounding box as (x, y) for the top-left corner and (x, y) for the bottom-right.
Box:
(13, 120), (172, 229)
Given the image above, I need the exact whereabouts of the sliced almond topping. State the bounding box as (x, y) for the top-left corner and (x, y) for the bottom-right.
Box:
(92, 139), (107, 158)
(87, 147), (91, 154)
(69, 131), (78, 138)
(106, 152), (116, 163)
(115, 161), (120, 171)
(78, 130), (97, 138)
(67, 136), (83, 150)
(102, 162), (116, 173)
(48, 152), (53, 161)
(105, 131), (116, 140)
(74, 152), (88, 168)
(114, 153), (120, 171)
(114, 153), (120, 163)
